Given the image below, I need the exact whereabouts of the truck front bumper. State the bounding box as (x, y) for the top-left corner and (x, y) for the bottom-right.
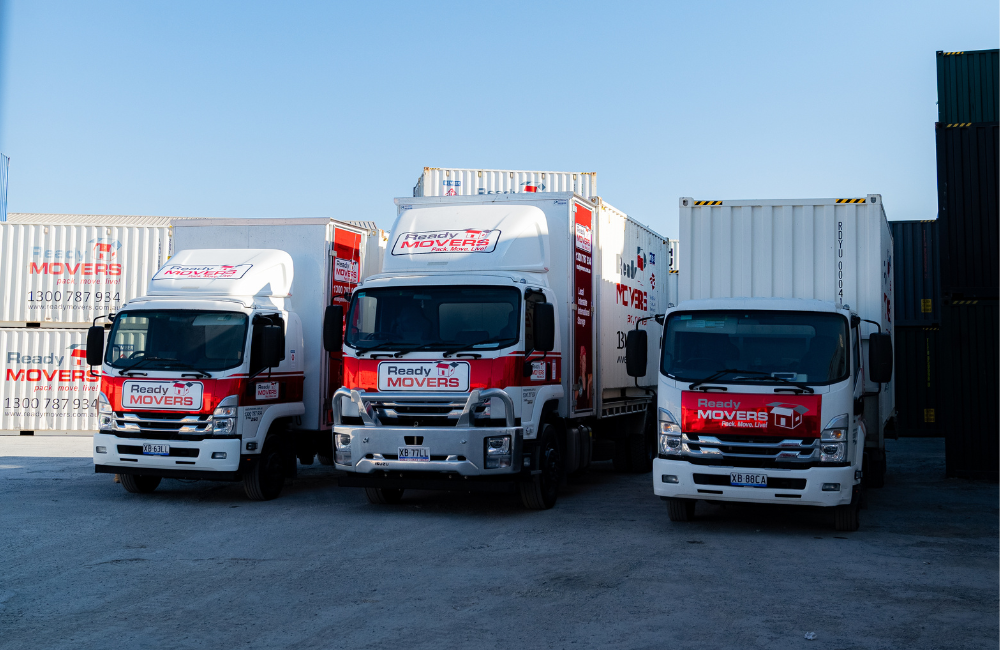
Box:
(332, 387), (523, 477)
(93, 432), (242, 477)
(652, 458), (858, 507)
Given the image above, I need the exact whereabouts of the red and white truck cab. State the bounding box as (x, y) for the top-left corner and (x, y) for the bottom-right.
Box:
(330, 190), (670, 509)
(90, 249), (306, 499)
(649, 196), (895, 531)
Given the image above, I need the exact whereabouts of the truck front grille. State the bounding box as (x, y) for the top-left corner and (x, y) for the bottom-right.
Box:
(674, 433), (821, 469)
(110, 411), (213, 439)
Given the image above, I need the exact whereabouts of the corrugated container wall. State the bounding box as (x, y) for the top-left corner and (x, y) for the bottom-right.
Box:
(893, 327), (941, 436)
(935, 123), (999, 297)
(937, 50), (999, 124)
(0, 215), (174, 326)
(890, 220), (941, 325)
(1, 328), (104, 433)
(941, 300), (999, 480)
(414, 168), (596, 198)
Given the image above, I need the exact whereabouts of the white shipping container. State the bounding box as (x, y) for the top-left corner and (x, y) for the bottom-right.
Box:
(1, 327), (104, 433)
(594, 198), (669, 392)
(678, 194), (894, 426)
(414, 168), (596, 198)
(0, 214), (175, 326)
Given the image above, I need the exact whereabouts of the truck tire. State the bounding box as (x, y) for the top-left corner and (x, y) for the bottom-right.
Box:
(612, 436), (632, 472)
(627, 430), (655, 474)
(243, 437), (285, 501)
(864, 449), (886, 489)
(519, 425), (561, 510)
(365, 487), (404, 504)
(834, 496), (860, 532)
(665, 497), (696, 522)
(120, 474), (161, 494)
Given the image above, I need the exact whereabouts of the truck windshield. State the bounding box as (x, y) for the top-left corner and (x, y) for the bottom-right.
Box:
(345, 286), (521, 352)
(105, 310), (249, 371)
(661, 310), (849, 385)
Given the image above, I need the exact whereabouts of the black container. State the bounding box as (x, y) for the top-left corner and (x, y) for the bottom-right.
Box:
(893, 327), (942, 437)
(935, 122), (999, 298)
(941, 300), (999, 480)
(890, 220), (941, 325)
(937, 50), (999, 124)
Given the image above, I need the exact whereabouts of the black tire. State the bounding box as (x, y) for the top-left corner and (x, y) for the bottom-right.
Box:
(519, 426), (562, 510)
(612, 436), (632, 472)
(317, 454), (334, 466)
(243, 437), (286, 501)
(864, 449), (886, 489)
(627, 430), (655, 474)
(834, 497), (860, 532)
(665, 497), (696, 522)
(119, 474), (161, 494)
(365, 487), (404, 504)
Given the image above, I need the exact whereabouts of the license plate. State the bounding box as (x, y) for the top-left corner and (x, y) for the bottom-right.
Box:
(397, 446), (430, 461)
(142, 443), (170, 456)
(730, 472), (767, 487)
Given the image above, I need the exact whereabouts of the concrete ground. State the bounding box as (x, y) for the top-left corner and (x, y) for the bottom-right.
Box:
(0, 437), (996, 650)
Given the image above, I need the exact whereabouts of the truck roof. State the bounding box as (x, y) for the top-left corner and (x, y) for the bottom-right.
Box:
(147, 249), (294, 298)
(673, 297), (848, 314)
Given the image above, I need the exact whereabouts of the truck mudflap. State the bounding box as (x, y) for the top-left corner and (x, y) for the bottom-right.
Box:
(332, 387), (524, 477)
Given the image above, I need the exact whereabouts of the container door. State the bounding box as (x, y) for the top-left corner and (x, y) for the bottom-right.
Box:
(571, 203), (594, 415)
(327, 228), (362, 409)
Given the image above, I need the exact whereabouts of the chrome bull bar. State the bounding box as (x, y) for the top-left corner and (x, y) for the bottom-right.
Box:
(332, 387), (515, 428)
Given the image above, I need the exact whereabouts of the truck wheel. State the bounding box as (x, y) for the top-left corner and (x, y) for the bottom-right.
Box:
(864, 449), (886, 488)
(665, 497), (696, 522)
(519, 426), (561, 510)
(834, 498), (860, 532)
(627, 431), (655, 474)
(365, 487), (404, 504)
(243, 437), (285, 501)
(120, 474), (161, 494)
(612, 436), (632, 472)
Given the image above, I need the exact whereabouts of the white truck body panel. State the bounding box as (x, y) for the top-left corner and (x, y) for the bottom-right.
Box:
(413, 167), (596, 199)
(169, 218), (379, 430)
(678, 195), (894, 428)
(0, 327), (104, 433)
(0, 215), (175, 326)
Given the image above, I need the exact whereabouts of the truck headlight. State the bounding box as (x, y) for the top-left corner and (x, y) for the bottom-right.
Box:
(98, 392), (113, 430)
(210, 395), (238, 436)
(335, 433), (352, 465)
(821, 442), (846, 462)
(658, 408), (682, 456)
(820, 413), (848, 462)
(484, 435), (512, 469)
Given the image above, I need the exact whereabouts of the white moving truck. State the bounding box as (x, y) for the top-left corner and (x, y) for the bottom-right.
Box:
(89, 219), (382, 500)
(643, 196), (894, 531)
(329, 190), (669, 509)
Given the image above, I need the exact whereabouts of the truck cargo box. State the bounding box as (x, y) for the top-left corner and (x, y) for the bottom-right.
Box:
(0, 214), (175, 326)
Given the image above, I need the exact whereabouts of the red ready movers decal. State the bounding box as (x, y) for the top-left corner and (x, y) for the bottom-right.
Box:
(681, 392), (822, 437)
(377, 361), (470, 391)
(391, 228), (501, 255)
(122, 380), (205, 410)
(152, 264), (252, 280)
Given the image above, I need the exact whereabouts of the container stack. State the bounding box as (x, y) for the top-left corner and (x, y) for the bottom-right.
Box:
(934, 49), (999, 480)
(0, 213), (175, 435)
(890, 220), (942, 437)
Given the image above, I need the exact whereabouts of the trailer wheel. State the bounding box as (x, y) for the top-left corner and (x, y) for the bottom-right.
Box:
(120, 474), (161, 494)
(243, 436), (285, 501)
(834, 494), (861, 532)
(365, 487), (404, 504)
(519, 425), (561, 510)
(665, 497), (696, 522)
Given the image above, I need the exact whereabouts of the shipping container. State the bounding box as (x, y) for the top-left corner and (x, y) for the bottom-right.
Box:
(0, 214), (175, 326)
(890, 220), (941, 325)
(1, 327), (105, 434)
(941, 299), (999, 480)
(893, 326), (941, 436)
(937, 50), (999, 125)
(413, 168), (596, 198)
(935, 122), (999, 298)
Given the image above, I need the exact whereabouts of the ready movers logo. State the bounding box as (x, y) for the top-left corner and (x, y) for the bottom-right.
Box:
(681, 392), (822, 437)
(5, 348), (101, 386)
(377, 361), (470, 391)
(122, 380), (204, 410)
(391, 229), (501, 255)
(152, 264), (252, 280)
(29, 239), (124, 278)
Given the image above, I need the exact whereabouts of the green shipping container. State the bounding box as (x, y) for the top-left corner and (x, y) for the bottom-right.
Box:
(937, 49), (999, 124)
(894, 327), (941, 437)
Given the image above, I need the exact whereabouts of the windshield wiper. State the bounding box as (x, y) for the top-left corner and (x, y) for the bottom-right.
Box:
(120, 356), (212, 378)
(353, 340), (408, 355)
(689, 368), (814, 393)
(119, 356), (171, 376)
(442, 337), (513, 358)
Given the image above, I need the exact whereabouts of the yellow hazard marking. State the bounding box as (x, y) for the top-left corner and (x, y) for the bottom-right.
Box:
(669, 270), (679, 274)
(952, 300), (979, 305)
(693, 200), (722, 206)
(942, 51), (964, 55)
(946, 123), (972, 127)
(836, 198), (866, 203)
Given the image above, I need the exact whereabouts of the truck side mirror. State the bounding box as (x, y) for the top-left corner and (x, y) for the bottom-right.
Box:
(262, 324), (285, 368)
(625, 329), (648, 378)
(86, 326), (105, 367)
(324, 305), (344, 352)
(868, 332), (893, 383)
(533, 303), (555, 352)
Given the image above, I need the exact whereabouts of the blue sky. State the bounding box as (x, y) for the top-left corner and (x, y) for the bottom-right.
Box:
(0, 1), (997, 237)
